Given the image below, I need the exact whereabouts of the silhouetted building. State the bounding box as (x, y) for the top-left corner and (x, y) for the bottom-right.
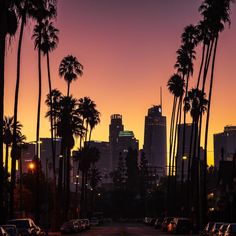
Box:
(87, 141), (111, 183)
(40, 138), (62, 180)
(176, 123), (204, 180)
(143, 105), (167, 174)
(20, 142), (36, 174)
(214, 126), (236, 169)
(117, 131), (139, 159)
(109, 114), (124, 170)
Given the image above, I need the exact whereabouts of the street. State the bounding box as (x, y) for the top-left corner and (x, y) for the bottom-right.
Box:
(73, 223), (171, 236)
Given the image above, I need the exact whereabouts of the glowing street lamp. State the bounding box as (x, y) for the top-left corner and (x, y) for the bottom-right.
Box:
(28, 162), (35, 171)
(182, 155), (188, 160)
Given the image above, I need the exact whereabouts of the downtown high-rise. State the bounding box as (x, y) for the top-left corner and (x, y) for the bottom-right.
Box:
(143, 105), (167, 174)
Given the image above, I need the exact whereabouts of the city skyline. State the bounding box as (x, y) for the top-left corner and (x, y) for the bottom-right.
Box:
(4, 0), (236, 166)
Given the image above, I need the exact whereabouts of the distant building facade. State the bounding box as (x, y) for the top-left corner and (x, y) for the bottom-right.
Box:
(214, 126), (236, 169)
(143, 105), (167, 174)
(87, 141), (111, 183)
(117, 131), (139, 159)
(109, 114), (124, 170)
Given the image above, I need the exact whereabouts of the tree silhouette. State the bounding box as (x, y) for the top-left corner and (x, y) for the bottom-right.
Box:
(59, 55), (83, 96)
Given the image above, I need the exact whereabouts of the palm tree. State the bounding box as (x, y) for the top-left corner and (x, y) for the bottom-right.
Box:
(41, 19), (59, 185)
(78, 97), (96, 145)
(45, 89), (61, 184)
(32, 0), (57, 162)
(59, 55), (83, 96)
(3, 117), (22, 174)
(0, 1), (17, 221)
(88, 110), (100, 143)
(53, 95), (84, 218)
(175, 25), (198, 189)
(166, 73), (185, 214)
(198, 0), (233, 225)
(185, 88), (208, 223)
(77, 146), (100, 217)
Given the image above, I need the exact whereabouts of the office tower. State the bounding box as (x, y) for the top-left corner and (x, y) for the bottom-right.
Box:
(109, 114), (124, 170)
(117, 130), (139, 156)
(214, 126), (236, 169)
(39, 138), (62, 180)
(143, 105), (167, 174)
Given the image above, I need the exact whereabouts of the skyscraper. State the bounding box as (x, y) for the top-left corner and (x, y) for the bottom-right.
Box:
(214, 126), (236, 169)
(143, 105), (167, 174)
(109, 114), (124, 169)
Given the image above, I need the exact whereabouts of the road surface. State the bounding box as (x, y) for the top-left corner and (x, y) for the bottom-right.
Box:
(74, 223), (170, 235)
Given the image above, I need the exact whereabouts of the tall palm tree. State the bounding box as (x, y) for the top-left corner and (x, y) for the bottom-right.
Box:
(166, 73), (185, 214)
(184, 88), (208, 223)
(59, 55), (83, 96)
(0, 1), (17, 221)
(41, 19), (59, 184)
(53, 95), (84, 219)
(175, 25), (198, 188)
(199, 0), (233, 224)
(45, 89), (61, 183)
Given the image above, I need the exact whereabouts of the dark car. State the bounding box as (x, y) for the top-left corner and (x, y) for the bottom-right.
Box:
(171, 218), (191, 234)
(218, 224), (229, 236)
(225, 223), (236, 236)
(202, 222), (215, 236)
(60, 221), (78, 234)
(210, 223), (225, 236)
(162, 217), (174, 232)
(155, 218), (164, 229)
(1, 225), (18, 236)
(7, 219), (39, 236)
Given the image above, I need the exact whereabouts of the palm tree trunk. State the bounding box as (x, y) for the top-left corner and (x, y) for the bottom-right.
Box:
(201, 39), (215, 93)
(171, 98), (181, 176)
(203, 35), (218, 226)
(11, 13), (25, 219)
(187, 119), (194, 215)
(181, 73), (188, 189)
(66, 147), (71, 219)
(36, 29), (42, 159)
(46, 52), (56, 183)
(167, 97), (176, 213)
(196, 42), (206, 89)
(174, 97), (183, 214)
(5, 144), (9, 174)
(0, 14), (6, 222)
(67, 82), (70, 97)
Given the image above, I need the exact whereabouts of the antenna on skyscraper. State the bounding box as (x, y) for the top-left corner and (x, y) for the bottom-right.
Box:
(160, 86), (163, 110)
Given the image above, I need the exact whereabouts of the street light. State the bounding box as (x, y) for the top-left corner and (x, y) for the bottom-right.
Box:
(28, 162), (35, 172)
(182, 155), (188, 160)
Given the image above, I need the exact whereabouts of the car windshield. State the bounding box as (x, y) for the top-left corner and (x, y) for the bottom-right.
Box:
(8, 220), (30, 229)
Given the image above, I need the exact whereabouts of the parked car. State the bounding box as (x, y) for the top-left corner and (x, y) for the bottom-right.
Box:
(202, 222), (215, 236)
(81, 219), (90, 230)
(218, 224), (229, 236)
(90, 218), (99, 227)
(60, 221), (78, 234)
(0, 227), (8, 236)
(224, 223), (236, 236)
(1, 225), (18, 236)
(7, 219), (39, 236)
(155, 217), (164, 229)
(171, 218), (191, 234)
(210, 222), (225, 236)
(162, 217), (174, 232)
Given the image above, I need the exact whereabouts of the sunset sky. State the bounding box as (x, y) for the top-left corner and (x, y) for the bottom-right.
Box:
(4, 0), (236, 165)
